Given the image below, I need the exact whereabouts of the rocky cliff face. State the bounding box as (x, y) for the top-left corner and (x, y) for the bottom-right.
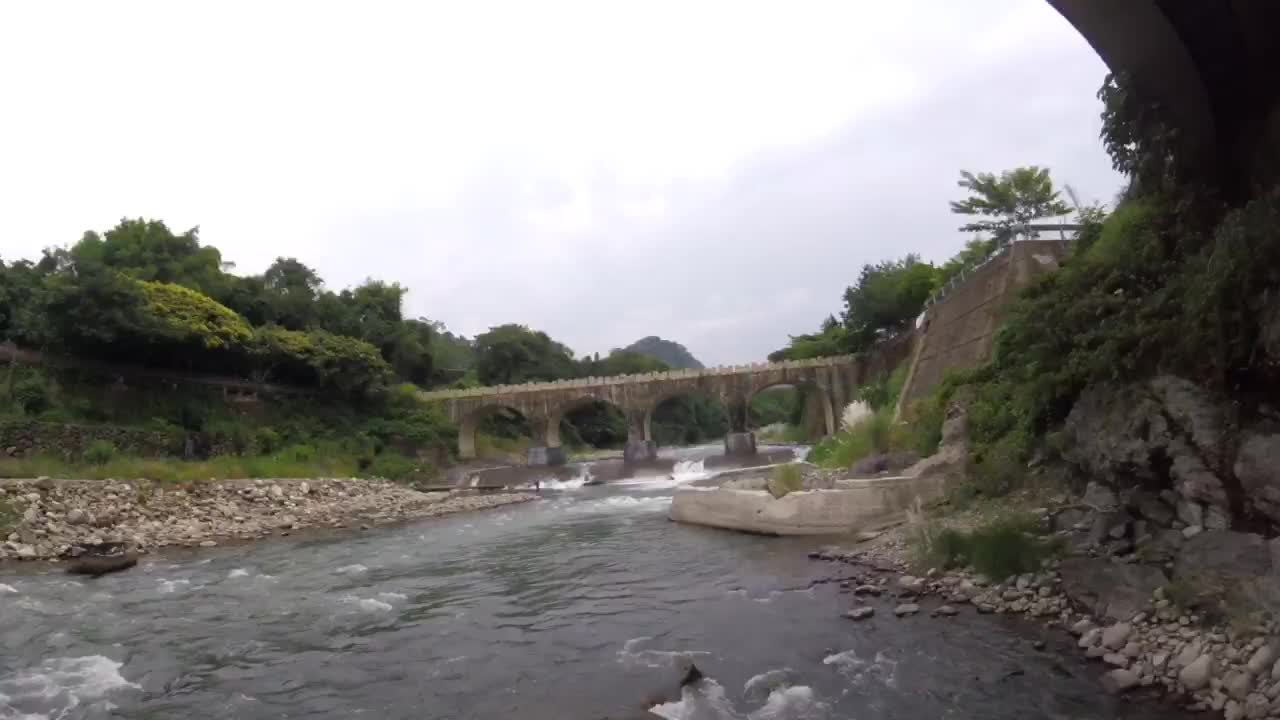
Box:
(1063, 375), (1280, 533)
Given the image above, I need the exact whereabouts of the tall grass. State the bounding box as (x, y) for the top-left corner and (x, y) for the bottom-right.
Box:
(766, 464), (805, 498)
(809, 407), (893, 467)
(908, 513), (1062, 578)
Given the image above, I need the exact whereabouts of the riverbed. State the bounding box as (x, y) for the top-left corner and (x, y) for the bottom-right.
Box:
(0, 445), (1193, 719)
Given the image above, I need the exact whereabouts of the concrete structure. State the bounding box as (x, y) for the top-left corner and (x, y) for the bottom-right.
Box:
(667, 474), (945, 535)
(896, 239), (1073, 411)
(1048, 0), (1280, 198)
(421, 357), (865, 465)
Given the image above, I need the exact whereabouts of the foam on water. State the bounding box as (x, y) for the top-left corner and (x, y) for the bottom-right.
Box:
(534, 467), (594, 490)
(0, 584), (16, 594)
(358, 598), (393, 613)
(747, 685), (826, 720)
(822, 648), (897, 688)
(613, 460), (709, 490)
(0, 655), (137, 719)
(570, 496), (673, 513)
(157, 579), (191, 593)
(377, 592), (408, 602)
(649, 679), (739, 720)
(227, 568), (250, 579)
(335, 564), (368, 575)
(617, 637), (711, 669)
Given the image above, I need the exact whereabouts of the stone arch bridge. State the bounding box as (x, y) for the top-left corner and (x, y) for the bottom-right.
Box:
(419, 356), (866, 465)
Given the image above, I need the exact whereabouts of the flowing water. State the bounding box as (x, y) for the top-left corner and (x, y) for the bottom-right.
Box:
(1, 445), (1190, 720)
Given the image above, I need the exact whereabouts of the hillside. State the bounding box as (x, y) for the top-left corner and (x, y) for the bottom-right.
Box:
(619, 336), (704, 370)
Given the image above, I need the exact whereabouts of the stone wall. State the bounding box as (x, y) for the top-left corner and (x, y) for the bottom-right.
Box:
(0, 420), (234, 460)
(897, 239), (1074, 411)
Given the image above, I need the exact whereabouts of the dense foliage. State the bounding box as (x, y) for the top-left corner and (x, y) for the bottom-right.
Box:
(0, 219), (450, 399)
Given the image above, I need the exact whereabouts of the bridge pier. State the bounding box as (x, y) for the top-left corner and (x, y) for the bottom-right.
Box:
(723, 431), (757, 457)
(623, 438), (657, 464)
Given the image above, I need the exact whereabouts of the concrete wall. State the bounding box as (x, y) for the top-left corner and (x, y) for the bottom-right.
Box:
(897, 239), (1073, 410)
(667, 474), (945, 535)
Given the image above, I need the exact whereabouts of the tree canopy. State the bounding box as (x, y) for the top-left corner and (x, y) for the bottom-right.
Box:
(950, 167), (1071, 243)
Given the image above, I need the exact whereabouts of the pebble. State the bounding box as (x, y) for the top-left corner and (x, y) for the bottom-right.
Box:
(934, 605), (958, 617)
(1180, 655), (1214, 690)
(1102, 668), (1139, 694)
(1102, 623), (1132, 650)
(894, 603), (920, 617)
(1247, 646), (1275, 675)
(845, 607), (875, 621)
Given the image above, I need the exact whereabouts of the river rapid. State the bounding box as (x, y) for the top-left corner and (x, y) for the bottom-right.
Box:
(1, 445), (1192, 720)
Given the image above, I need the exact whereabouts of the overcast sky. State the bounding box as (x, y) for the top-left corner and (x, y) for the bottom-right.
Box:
(0, 1), (1121, 366)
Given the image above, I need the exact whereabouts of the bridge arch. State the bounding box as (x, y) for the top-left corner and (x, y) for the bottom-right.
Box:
(747, 380), (836, 438)
(544, 395), (628, 451)
(457, 403), (533, 461)
(643, 388), (730, 448)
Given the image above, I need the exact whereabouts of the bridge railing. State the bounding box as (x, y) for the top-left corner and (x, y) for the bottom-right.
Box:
(417, 355), (859, 401)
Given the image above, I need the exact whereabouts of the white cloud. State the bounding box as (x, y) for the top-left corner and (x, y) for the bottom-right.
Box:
(0, 0), (1122, 366)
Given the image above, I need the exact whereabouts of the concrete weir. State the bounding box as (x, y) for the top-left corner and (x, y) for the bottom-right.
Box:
(668, 474), (945, 536)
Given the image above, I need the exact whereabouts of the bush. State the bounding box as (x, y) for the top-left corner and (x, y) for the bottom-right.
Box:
(255, 428), (281, 454)
(281, 444), (316, 462)
(365, 452), (417, 481)
(766, 464), (804, 498)
(12, 378), (49, 415)
(809, 407), (892, 468)
(83, 439), (116, 465)
(136, 280), (253, 351)
(910, 513), (1061, 579)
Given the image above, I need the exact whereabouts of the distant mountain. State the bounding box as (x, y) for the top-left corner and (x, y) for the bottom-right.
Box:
(619, 336), (705, 369)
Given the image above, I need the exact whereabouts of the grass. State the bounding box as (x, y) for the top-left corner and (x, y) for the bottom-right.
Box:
(0, 446), (439, 484)
(809, 407), (893, 468)
(908, 512), (1063, 579)
(755, 423), (810, 444)
(766, 464), (805, 498)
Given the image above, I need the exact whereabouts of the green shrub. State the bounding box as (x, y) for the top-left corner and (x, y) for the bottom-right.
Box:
(909, 513), (1060, 579)
(766, 464), (804, 498)
(136, 279), (253, 351)
(0, 498), (18, 533)
(281, 444), (316, 462)
(366, 452), (416, 481)
(809, 407), (892, 468)
(13, 378), (49, 415)
(83, 439), (116, 465)
(255, 428), (281, 454)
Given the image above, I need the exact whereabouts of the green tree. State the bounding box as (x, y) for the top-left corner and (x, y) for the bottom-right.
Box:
(473, 324), (577, 385)
(950, 167), (1071, 244)
(841, 255), (937, 352)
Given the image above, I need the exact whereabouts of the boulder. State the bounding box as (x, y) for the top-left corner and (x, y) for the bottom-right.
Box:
(65, 508), (88, 526)
(1174, 531), (1280, 612)
(845, 607), (875, 621)
(1101, 623), (1133, 650)
(1058, 557), (1167, 621)
(1225, 670), (1254, 701)
(1130, 490), (1175, 526)
(1102, 668), (1139, 694)
(1248, 645), (1276, 675)
(1236, 428), (1280, 524)
(1180, 655), (1214, 690)
(64, 543), (138, 577)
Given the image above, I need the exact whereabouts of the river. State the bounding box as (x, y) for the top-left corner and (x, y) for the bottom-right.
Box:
(1, 445), (1190, 720)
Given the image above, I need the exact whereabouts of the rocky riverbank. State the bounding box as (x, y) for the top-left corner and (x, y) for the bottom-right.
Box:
(810, 517), (1280, 720)
(0, 477), (536, 563)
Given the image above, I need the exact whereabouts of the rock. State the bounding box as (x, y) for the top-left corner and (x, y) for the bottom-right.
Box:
(1177, 499), (1205, 528)
(1103, 653), (1131, 668)
(1079, 628), (1102, 649)
(1244, 693), (1269, 720)
(1102, 623), (1133, 650)
(1086, 646), (1109, 659)
(199, 540), (217, 547)
(1272, 657), (1280, 681)
(1152, 652), (1170, 670)
(1175, 641), (1205, 667)
(852, 584), (882, 596)
(299, 481), (311, 495)
(1225, 700), (1245, 720)
(897, 575), (925, 592)
(1102, 668), (1140, 694)
(1131, 490), (1176, 526)
(894, 603), (920, 617)
(1226, 670), (1254, 700)
(1180, 655), (1214, 690)
(1071, 618), (1097, 636)
(15, 544), (36, 559)
(65, 508), (88, 526)
(1248, 646), (1276, 675)
(934, 605), (958, 617)
(269, 485), (285, 499)
(1058, 558), (1167, 622)
(65, 543), (138, 577)
(1175, 531), (1280, 611)
(1082, 481), (1121, 511)
(844, 607), (875, 621)
(34, 477), (54, 491)
(1183, 525), (1205, 539)
(1121, 642), (1142, 658)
